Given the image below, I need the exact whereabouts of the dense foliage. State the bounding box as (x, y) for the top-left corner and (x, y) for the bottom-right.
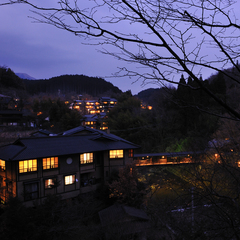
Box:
(32, 97), (82, 132)
(109, 70), (234, 153)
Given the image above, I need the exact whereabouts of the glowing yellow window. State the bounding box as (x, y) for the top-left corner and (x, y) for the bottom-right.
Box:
(109, 150), (124, 159)
(0, 159), (5, 171)
(19, 159), (37, 173)
(65, 175), (75, 185)
(80, 153), (93, 164)
(43, 157), (58, 170)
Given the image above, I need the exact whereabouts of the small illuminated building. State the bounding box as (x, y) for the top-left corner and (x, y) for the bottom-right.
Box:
(82, 112), (108, 130)
(0, 94), (23, 126)
(98, 97), (117, 113)
(72, 97), (117, 115)
(0, 126), (139, 206)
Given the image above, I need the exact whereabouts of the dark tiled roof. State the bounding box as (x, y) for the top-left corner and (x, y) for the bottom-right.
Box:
(0, 130), (139, 161)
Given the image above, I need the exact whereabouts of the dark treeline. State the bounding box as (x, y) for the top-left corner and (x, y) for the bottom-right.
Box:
(0, 67), (25, 91)
(110, 69), (238, 153)
(22, 74), (122, 96)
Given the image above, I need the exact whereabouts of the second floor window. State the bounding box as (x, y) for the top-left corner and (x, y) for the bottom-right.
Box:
(19, 159), (37, 173)
(128, 149), (133, 158)
(0, 159), (5, 171)
(109, 150), (124, 159)
(43, 157), (58, 170)
(80, 153), (93, 164)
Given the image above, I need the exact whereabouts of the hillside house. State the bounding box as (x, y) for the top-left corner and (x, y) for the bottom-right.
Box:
(0, 94), (23, 126)
(72, 97), (117, 115)
(0, 126), (139, 206)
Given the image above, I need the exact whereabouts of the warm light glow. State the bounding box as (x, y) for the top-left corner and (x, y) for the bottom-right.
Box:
(19, 159), (37, 173)
(65, 175), (75, 185)
(74, 105), (80, 109)
(162, 156), (165, 158)
(37, 112), (42, 116)
(128, 149), (133, 158)
(215, 154), (218, 158)
(43, 157), (58, 170)
(0, 159), (5, 171)
(109, 150), (124, 158)
(45, 179), (54, 189)
(147, 106), (153, 110)
(80, 153), (93, 164)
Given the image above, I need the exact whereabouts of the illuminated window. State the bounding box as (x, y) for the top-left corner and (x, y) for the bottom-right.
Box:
(128, 149), (133, 158)
(24, 182), (38, 200)
(80, 153), (93, 164)
(45, 178), (56, 189)
(19, 159), (37, 173)
(65, 175), (75, 185)
(109, 150), (124, 159)
(0, 159), (5, 171)
(43, 157), (58, 170)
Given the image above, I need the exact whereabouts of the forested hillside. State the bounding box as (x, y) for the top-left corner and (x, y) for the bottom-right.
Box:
(22, 75), (122, 96)
(0, 67), (26, 97)
(112, 67), (240, 153)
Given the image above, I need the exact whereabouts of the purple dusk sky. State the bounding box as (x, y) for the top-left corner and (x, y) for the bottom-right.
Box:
(0, 1), (239, 95)
(0, 3), (158, 95)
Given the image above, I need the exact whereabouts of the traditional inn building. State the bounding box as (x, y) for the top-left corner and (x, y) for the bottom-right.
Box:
(0, 127), (139, 206)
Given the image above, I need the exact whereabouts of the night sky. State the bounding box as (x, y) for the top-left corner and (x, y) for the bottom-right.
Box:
(0, 1), (239, 95)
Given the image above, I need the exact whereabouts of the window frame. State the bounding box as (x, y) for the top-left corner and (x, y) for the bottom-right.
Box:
(42, 157), (58, 170)
(44, 178), (57, 189)
(0, 159), (5, 171)
(80, 152), (94, 164)
(19, 159), (37, 173)
(109, 150), (124, 159)
(64, 175), (75, 185)
(128, 149), (133, 158)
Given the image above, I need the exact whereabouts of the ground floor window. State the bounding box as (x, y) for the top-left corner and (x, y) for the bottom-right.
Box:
(24, 182), (38, 201)
(65, 175), (75, 185)
(45, 178), (57, 189)
(80, 173), (96, 187)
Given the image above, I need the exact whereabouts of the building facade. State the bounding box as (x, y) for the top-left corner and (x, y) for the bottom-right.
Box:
(0, 127), (138, 206)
